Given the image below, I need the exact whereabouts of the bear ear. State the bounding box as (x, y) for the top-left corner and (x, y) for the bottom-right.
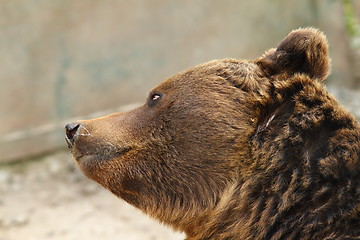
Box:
(257, 28), (331, 81)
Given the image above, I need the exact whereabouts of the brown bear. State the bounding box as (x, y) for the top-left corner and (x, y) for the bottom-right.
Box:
(65, 28), (360, 239)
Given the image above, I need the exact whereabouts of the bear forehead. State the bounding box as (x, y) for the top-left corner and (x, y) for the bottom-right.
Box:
(152, 59), (263, 93)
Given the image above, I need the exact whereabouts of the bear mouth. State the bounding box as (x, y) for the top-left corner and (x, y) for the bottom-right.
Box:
(73, 146), (133, 163)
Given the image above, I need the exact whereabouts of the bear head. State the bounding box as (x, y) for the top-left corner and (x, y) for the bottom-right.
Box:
(65, 28), (360, 238)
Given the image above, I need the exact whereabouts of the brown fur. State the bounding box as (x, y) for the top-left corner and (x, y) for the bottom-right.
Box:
(65, 28), (360, 239)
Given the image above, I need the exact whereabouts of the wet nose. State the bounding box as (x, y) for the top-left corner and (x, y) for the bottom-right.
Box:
(65, 122), (80, 148)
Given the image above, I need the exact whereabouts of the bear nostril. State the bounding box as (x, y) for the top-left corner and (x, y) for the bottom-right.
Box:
(65, 122), (80, 148)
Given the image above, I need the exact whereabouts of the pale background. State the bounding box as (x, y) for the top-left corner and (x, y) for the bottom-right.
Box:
(1, 1), (360, 240)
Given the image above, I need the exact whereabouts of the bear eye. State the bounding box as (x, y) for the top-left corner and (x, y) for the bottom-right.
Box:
(147, 92), (163, 107)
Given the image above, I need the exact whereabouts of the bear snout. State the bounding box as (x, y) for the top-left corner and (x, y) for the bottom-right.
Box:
(65, 116), (135, 163)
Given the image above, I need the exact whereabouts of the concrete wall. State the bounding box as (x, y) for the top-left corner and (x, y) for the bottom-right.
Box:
(0, 0), (353, 162)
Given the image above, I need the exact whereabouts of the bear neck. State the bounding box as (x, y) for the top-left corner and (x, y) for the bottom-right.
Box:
(184, 78), (360, 239)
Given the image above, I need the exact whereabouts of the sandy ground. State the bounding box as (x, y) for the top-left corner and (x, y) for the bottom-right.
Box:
(0, 151), (185, 240)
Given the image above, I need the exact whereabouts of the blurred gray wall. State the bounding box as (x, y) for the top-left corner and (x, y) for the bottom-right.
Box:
(0, 0), (353, 162)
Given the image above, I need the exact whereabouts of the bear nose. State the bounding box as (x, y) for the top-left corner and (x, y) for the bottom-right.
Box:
(65, 122), (80, 148)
